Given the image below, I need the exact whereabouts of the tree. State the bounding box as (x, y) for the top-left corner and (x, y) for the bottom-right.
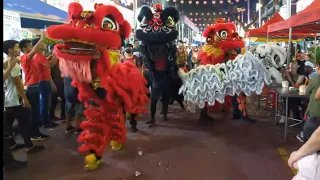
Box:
(230, 11), (258, 32)
(227, 0), (269, 32)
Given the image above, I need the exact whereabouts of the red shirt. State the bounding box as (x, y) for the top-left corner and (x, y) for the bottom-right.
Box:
(120, 55), (138, 65)
(20, 54), (39, 85)
(34, 53), (51, 81)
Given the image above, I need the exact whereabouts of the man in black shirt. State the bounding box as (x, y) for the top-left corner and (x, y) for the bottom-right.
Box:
(49, 45), (66, 120)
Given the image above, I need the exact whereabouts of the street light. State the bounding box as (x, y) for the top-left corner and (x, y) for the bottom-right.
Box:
(237, 7), (246, 23)
(256, 1), (262, 27)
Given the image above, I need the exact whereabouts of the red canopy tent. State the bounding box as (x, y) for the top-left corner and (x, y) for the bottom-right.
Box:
(245, 12), (284, 37)
(268, 0), (320, 33)
(245, 12), (312, 38)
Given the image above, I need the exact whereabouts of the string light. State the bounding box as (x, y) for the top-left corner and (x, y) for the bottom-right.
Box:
(203, 1), (207, 5)
(196, 1), (199, 5)
(212, 0), (216, 4)
(189, 0), (192, 4)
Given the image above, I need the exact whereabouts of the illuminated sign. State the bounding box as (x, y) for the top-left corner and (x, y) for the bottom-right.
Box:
(120, 0), (131, 6)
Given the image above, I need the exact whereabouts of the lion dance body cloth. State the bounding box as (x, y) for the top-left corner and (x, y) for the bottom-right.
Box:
(46, 2), (149, 171)
(135, 4), (180, 126)
(179, 19), (273, 119)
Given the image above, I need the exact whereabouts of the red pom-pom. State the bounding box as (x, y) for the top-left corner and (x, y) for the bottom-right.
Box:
(155, 4), (162, 12)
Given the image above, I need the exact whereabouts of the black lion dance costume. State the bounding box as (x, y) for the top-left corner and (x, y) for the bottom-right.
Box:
(136, 4), (180, 127)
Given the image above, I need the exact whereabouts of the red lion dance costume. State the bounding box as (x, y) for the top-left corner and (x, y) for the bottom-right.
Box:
(46, 2), (149, 171)
(197, 18), (254, 122)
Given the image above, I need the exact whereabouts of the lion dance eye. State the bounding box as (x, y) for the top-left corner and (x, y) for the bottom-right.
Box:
(217, 30), (228, 39)
(101, 17), (118, 31)
(166, 16), (175, 27)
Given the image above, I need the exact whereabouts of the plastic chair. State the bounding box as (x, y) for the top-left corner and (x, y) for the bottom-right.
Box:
(265, 90), (277, 109)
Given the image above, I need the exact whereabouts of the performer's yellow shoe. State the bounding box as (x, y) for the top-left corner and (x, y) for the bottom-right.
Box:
(84, 153), (103, 171)
(110, 140), (122, 151)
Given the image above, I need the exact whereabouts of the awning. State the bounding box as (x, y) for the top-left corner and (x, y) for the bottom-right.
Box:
(4, 0), (68, 29)
(268, 0), (320, 33)
(245, 12), (284, 37)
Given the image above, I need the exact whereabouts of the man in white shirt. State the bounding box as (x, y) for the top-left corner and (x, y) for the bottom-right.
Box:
(3, 40), (44, 157)
(3, 54), (27, 170)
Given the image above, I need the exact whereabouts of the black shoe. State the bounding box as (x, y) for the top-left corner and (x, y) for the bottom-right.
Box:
(233, 112), (241, 120)
(26, 145), (45, 154)
(199, 114), (214, 121)
(31, 134), (51, 141)
(241, 117), (256, 123)
(131, 127), (138, 133)
(43, 122), (59, 128)
(9, 143), (25, 152)
(4, 160), (28, 171)
(163, 115), (169, 121)
(65, 126), (76, 133)
(148, 123), (156, 128)
(74, 128), (82, 135)
(146, 120), (155, 124)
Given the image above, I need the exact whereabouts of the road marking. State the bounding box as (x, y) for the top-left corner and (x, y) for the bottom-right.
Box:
(277, 148), (297, 175)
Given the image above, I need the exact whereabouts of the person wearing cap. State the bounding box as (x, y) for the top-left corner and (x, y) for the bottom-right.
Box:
(305, 61), (317, 80)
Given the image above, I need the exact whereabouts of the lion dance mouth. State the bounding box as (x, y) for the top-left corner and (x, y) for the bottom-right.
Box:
(46, 2), (149, 171)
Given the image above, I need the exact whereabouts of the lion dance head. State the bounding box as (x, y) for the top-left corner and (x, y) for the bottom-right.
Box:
(46, 2), (131, 83)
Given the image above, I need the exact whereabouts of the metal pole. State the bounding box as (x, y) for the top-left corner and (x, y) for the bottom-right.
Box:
(247, 0), (250, 23)
(133, 0), (138, 32)
(274, 93), (278, 126)
(287, 28), (292, 69)
(287, 0), (291, 19)
(182, 23), (184, 43)
(285, 97), (288, 140)
(259, 0), (261, 27)
(241, 11), (244, 23)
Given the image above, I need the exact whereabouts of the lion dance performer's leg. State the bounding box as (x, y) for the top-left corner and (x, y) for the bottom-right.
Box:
(232, 93), (256, 122)
(124, 111), (138, 133)
(146, 72), (170, 126)
(77, 88), (127, 171)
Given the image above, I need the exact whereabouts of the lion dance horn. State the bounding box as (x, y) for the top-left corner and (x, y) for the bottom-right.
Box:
(94, 3), (103, 10)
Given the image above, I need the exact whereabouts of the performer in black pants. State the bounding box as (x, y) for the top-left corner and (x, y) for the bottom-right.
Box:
(135, 4), (181, 127)
(50, 65), (65, 120)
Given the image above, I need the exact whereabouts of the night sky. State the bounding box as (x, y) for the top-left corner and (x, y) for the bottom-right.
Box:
(167, 0), (260, 30)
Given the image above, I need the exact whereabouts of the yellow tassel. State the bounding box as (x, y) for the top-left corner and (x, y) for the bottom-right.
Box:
(126, 112), (131, 119)
(110, 140), (122, 151)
